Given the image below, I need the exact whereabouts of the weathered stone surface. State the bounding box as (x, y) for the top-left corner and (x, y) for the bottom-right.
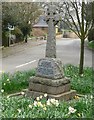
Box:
(36, 58), (64, 79)
(29, 82), (70, 95)
(45, 5), (56, 58)
(26, 90), (76, 101)
(45, 4), (60, 58)
(29, 76), (70, 95)
(29, 76), (70, 87)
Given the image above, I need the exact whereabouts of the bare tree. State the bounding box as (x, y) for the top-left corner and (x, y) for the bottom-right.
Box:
(59, 0), (92, 74)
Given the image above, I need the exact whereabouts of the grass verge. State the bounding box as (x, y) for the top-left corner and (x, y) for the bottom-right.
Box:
(1, 69), (36, 95)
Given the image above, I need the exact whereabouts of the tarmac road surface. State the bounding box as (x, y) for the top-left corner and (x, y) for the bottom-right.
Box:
(1, 38), (92, 73)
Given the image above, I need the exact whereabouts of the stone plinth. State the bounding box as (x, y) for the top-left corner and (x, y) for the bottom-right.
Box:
(27, 58), (76, 100)
(29, 76), (70, 95)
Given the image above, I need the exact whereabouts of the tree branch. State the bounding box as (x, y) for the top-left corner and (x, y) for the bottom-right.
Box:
(65, 2), (81, 37)
(71, 2), (82, 31)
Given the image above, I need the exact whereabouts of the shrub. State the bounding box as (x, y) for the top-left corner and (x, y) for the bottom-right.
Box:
(88, 27), (94, 42)
(12, 27), (23, 42)
(2, 31), (9, 47)
(20, 24), (31, 37)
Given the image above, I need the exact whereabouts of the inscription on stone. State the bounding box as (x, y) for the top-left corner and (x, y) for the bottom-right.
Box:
(39, 61), (52, 68)
(36, 58), (64, 79)
(37, 67), (53, 76)
(37, 60), (54, 78)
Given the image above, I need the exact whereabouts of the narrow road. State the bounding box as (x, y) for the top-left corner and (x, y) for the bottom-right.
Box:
(1, 38), (92, 73)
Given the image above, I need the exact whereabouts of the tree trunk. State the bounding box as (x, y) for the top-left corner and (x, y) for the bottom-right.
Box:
(79, 39), (85, 75)
(25, 35), (27, 43)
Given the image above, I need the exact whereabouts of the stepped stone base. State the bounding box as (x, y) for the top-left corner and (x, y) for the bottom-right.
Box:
(27, 76), (76, 101)
(29, 76), (70, 95)
(27, 58), (76, 101)
(26, 90), (76, 101)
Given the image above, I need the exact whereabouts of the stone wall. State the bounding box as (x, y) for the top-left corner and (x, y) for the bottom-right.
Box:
(32, 28), (48, 37)
(63, 31), (78, 38)
(68, 32), (78, 38)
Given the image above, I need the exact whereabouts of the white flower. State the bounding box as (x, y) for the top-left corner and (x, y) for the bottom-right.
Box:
(47, 99), (51, 106)
(37, 102), (43, 107)
(50, 99), (59, 106)
(55, 100), (59, 107)
(74, 95), (80, 99)
(43, 107), (47, 110)
(90, 95), (93, 99)
(7, 96), (9, 99)
(44, 93), (47, 97)
(68, 106), (76, 114)
(36, 97), (40, 101)
(39, 95), (43, 99)
(46, 98), (59, 106)
(55, 102), (59, 107)
(50, 98), (55, 103)
(17, 109), (21, 113)
(80, 74), (84, 77)
(3, 83), (6, 86)
(7, 79), (10, 82)
(34, 101), (37, 107)
(78, 113), (81, 117)
(1, 89), (4, 93)
(29, 104), (32, 109)
(21, 92), (25, 95)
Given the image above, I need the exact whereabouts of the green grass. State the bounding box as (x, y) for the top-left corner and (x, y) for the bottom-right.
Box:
(1, 95), (93, 118)
(63, 64), (93, 94)
(1, 69), (36, 95)
(1, 65), (93, 118)
(88, 41), (94, 50)
(1, 65), (93, 95)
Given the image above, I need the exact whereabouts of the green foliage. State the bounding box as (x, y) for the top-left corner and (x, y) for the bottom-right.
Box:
(2, 31), (9, 47)
(12, 27), (23, 42)
(2, 2), (42, 45)
(88, 41), (94, 50)
(85, 2), (94, 26)
(1, 95), (92, 118)
(1, 69), (36, 94)
(20, 23), (31, 37)
(63, 64), (93, 94)
(88, 28), (94, 42)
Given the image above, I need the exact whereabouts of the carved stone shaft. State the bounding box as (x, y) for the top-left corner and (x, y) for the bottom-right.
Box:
(46, 18), (56, 58)
(45, 5), (56, 58)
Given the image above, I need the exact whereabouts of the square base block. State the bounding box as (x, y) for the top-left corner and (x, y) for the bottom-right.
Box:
(29, 76), (70, 95)
(29, 82), (70, 95)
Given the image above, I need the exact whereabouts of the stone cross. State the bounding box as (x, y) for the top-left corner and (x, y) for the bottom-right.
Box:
(27, 3), (76, 101)
(45, 4), (60, 58)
